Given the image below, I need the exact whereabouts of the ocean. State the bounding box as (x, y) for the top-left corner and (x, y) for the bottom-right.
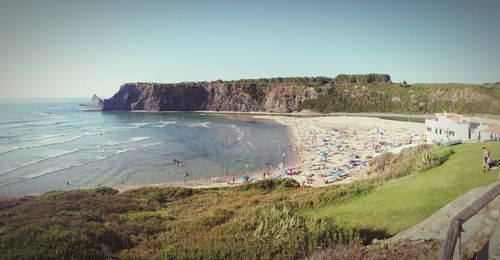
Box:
(0, 99), (295, 196)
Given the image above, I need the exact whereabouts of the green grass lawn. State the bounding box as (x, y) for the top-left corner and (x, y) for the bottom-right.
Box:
(300, 141), (500, 235)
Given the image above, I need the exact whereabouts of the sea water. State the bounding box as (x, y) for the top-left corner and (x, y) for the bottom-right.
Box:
(0, 99), (295, 195)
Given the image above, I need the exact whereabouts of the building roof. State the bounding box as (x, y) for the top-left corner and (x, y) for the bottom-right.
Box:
(484, 124), (500, 135)
(436, 113), (468, 124)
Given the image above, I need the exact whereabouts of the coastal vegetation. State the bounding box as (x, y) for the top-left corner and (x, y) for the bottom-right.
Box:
(297, 82), (500, 114)
(0, 142), (498, 259)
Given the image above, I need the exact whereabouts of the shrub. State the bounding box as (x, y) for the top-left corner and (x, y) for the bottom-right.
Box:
(367, 145), (453, 179)
(196, 208), (234, 229)
(236, 205), (359, 244)
(92, 187), (119, 196)
(415, 146), (454, 171)
(1, 222), (125, 259)
(39, 190), (90, 201)
(120, 211), (173, 222)
(59, 210), (103, 222)
(142, 187), (193, 203)
(237, 178), (300, 192)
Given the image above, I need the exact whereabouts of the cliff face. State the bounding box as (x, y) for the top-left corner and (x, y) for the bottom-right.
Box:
(103, 82), (317, 113)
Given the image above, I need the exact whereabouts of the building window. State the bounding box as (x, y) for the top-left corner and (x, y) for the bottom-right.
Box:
(439, 129), (442, 135)
(435, 128), (438, 134)
(427, 127), (432, 132)
(449, 131), (455, 136)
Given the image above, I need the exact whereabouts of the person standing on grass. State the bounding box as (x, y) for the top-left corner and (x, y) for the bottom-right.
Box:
(483, 147), (491, 172)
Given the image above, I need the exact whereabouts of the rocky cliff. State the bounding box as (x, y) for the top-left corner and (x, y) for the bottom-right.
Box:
(90, 94), (103, 107)
(103, 82), (317, 113)
(102, 75), (500, 114)
(80, 94), (103, 108)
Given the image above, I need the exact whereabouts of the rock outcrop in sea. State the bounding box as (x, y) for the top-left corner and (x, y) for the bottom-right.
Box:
(103, 82), (317, 113)
(80, 94), (103, 108)
(90, 94), (103, 107)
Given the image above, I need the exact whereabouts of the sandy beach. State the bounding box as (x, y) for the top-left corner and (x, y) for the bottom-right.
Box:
(116, 115), (426, 192)
(250, 115), (425, 187)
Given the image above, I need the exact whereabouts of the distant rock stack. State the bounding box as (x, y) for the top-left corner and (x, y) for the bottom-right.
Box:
(80, 94), (103, 109)
(89, 94), (103, 107)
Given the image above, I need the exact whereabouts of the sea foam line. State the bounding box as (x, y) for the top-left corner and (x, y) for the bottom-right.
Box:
(22, 133), (72, 141)
(98, 136), (151, 147)
(189, 122), (211, 128)
(0, 147), (138, 186)
(0, 162), (83, 187)
(0, 149), (80, 176)
(0, 135), (86, 155)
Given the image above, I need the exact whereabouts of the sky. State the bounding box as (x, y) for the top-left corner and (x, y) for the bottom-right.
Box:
(1, 0), (500, 99)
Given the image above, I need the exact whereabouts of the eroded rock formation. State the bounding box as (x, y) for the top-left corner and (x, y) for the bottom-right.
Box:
(103, 82), (317, 113)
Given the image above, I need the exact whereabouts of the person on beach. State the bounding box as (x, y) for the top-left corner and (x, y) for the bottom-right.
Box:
(173, 159), (180, 167)
(483, 147), (491, 172)
(184, 172), (189, 183)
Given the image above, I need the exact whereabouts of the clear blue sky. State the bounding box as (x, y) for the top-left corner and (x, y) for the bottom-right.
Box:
(1, 0), (499, 98)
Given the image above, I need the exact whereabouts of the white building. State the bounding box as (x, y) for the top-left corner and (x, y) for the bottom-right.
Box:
(425, 112), (471, 144)
(480, 125), (500, 141)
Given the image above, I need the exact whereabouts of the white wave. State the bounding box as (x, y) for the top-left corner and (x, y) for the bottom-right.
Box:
(230, 124), (245, 141)
(142, 142), (164, 148)
(0, 149), (80, 176)
(0, 120), (32, 125)
(95, 148), (135, 161)
(101, 136), (151, 146)
(189, 122), (211, 128)
(0, 179), (21, 187)
(126, 122), (149, 128)
(152, 120), (177, 128)
(114, 149), (133, 155)
(160, 120), (177, 125)
(28, 121), (58, 127)
(0, 135), (85, 155)
(0, 162), (85, 186)
(82, 131), (104, 136)
(22, 133), (72, 141)
(23, 163), (83, 179)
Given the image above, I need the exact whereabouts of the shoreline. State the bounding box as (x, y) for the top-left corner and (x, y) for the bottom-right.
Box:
(112, 114), (427, 192)
(125, 109), (500, 124)
(3, 114), (429, 196)
(8, 111), (496, 197)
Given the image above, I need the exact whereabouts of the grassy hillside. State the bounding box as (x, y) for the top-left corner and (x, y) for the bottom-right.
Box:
(298, 82), (500, 114)
(0, 142), (498, 259)
(300, 142), (500, 235)
(191, 75), (500, 114)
